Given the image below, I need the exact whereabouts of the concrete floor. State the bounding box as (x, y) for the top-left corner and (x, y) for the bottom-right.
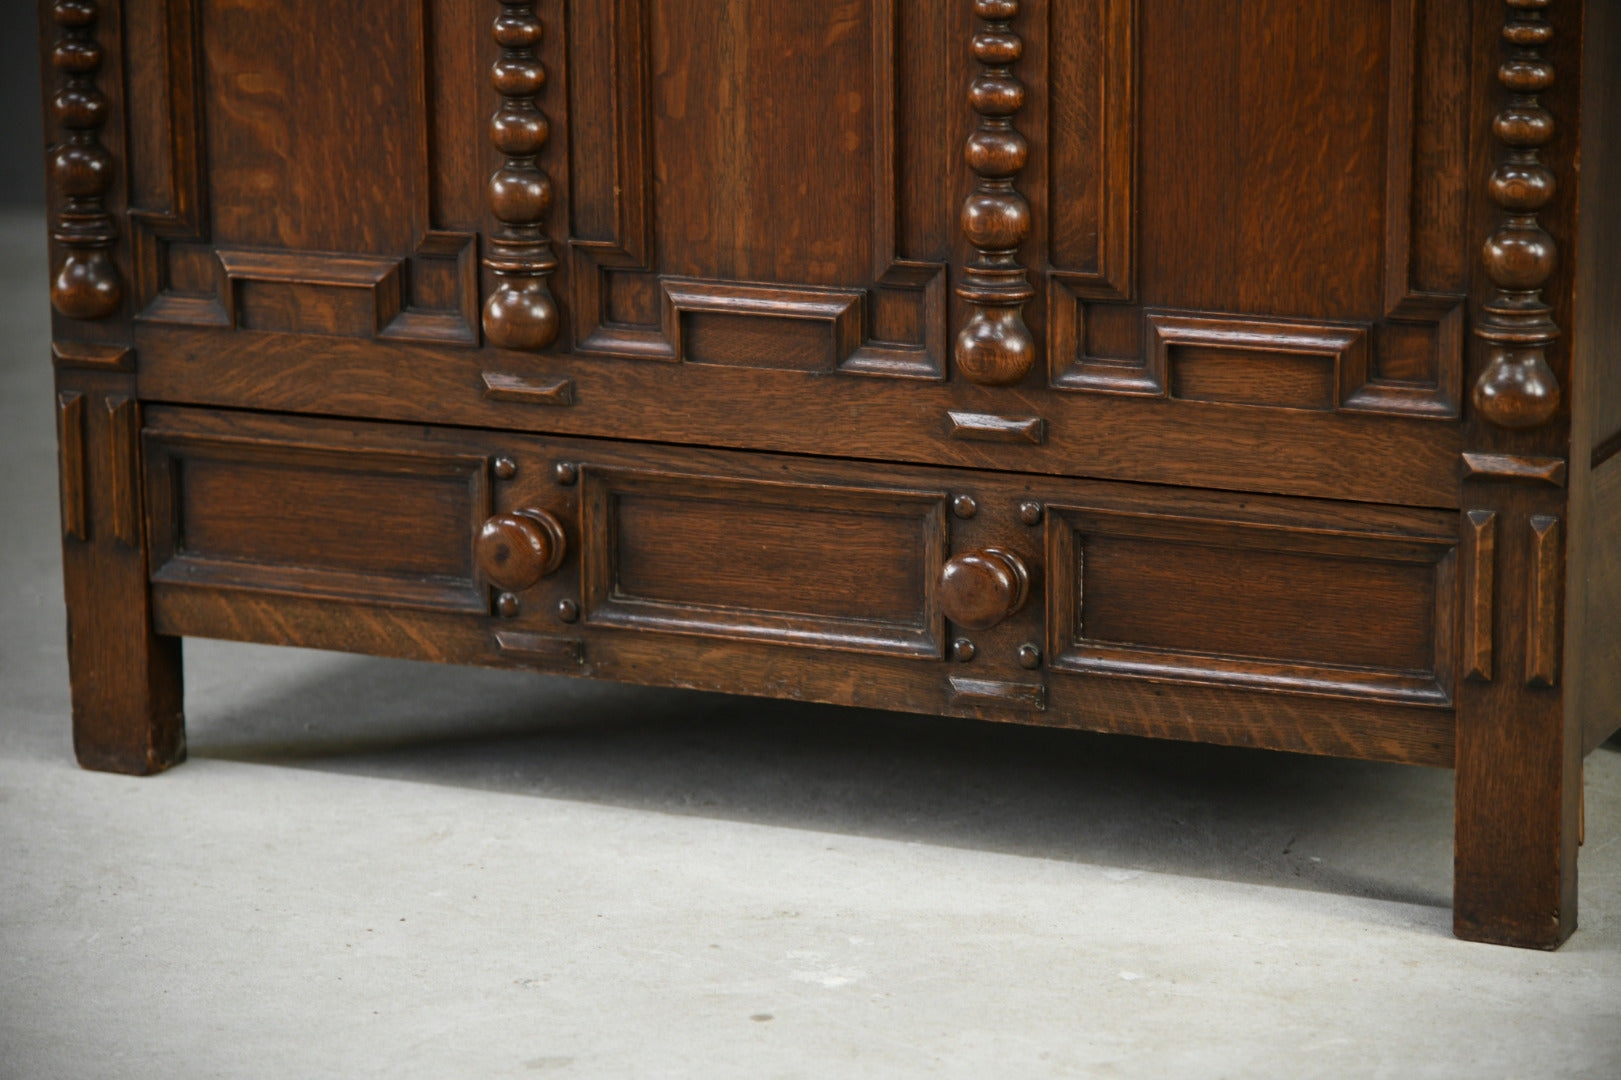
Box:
(1, 207), (1618, 1078)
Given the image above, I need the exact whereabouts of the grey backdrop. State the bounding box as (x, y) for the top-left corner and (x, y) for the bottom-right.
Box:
(4, 5), (45, 207)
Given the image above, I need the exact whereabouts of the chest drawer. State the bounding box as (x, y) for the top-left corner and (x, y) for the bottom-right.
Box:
(143, 407), (1459, 767)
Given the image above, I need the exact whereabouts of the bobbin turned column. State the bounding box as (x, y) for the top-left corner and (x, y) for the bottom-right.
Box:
(48, 0), (121, 320)
(1472, 0), (1562, 429)
(1452, 0), (1577, 950)
(483, 0), (560, 350)
(954, 0), (1035, 387)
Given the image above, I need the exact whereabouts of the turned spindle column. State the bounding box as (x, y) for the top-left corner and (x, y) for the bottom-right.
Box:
(1473, 0), (1561, 429)
(955, 0), (1036, 387)
(484, 0), (560, 350)
(48, 0), (121, 321)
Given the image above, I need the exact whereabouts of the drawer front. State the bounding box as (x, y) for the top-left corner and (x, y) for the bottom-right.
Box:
(144, 408), (1461, 767)
(579, 467), (948, 658)
(145, 430), (493, 613)
(1045, 506), (1456, 707)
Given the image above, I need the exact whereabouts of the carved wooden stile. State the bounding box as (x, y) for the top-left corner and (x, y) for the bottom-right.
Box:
(484, 0), (561, 350)
(956, 0), (1036, 386)
(1473, 0), (1561, 428)
(49, 0), (121, 320)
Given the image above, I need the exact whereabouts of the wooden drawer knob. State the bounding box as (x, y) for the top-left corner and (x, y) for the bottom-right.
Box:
(940, 548), (1029, 630)
(476, 509), (566, 591)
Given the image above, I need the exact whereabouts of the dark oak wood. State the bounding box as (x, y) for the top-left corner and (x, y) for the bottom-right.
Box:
(47, 0), (122, 320)
(475, 509), (566, 593)
(39, 0), (1621, 949)
(939, 548), (1030, 631)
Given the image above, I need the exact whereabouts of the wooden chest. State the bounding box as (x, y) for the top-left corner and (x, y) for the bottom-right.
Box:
(39, 0), (1621, 948)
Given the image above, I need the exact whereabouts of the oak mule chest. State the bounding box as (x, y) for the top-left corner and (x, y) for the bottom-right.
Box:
(39, 0), (1621, 948)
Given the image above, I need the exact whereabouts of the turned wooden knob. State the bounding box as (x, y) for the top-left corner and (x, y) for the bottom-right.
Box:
(475, 509), (565, 591)
(939, 548), (1029, 630)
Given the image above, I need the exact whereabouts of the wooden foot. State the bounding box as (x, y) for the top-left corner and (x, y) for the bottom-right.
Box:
(1453, 490), (1578, 949)
(56, 372), (185, 775)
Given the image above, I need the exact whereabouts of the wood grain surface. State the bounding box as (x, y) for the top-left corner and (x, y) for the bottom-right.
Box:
(38, 0), (1621, 950)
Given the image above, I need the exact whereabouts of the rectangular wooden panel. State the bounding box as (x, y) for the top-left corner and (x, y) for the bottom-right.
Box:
(220, 250), (404, 339)
(1049, 0), (1136, 297)
(648, 0), (875, 286)
(200, 0), (420, 254)
(144, 427), (491, 613)
(666, 280), (864, 371)
(581, 467), (948, 657)
(681, 312), (837, 371)
(1047, 504), (1458, 706)
(1168, 347), (1337, 411)
(1150, 313), (1368, 410)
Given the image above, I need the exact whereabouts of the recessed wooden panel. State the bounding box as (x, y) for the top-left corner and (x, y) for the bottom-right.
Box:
(582, 468), (948, 657)
(1048, 0), (1136, 295)
(648, 0), (875, 285)
(1047, 504), (1458, 706)
(1081, 537), (1435, 670)
(219, 250), (404, 339)
(1151, 312), (1367, 410)
(200, 0), (419, 253)
(1169, 347), (1338, 411)
(145, 431), (490, 612)
(130, 0), (477, 342)
(235, 281), (378, 338)
(1048, 0), (1471, 416)
(667, 280), (863, 371)
(567, 0), (946, 377)
(682, 312), (838, 371)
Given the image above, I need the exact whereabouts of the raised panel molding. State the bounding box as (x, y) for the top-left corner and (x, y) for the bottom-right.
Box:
(128, 0), (478, 344)
(1047, 0), (1468, 417)
(217, 250), (402, 338)
(565, 0), (946, 379)
(1046, 0), (1139, 392)
(1348, 0), (1470, 419)
(1150, 313), (1368, 412)
(1045, 504), (1459, 707)
(664, 280), (863, 371)
(143, 426), (494, 613)
(579, 466), (950, 657)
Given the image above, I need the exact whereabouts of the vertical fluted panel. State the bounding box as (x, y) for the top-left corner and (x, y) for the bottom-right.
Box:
(1472, 0), (1561, 429)
(954, 0), (1035, 387)
(483, 0), (560, 351)
(49, 0), (122, 321)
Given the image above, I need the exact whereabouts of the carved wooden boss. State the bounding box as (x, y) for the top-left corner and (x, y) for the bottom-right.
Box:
(40, 0), (1621, 948)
